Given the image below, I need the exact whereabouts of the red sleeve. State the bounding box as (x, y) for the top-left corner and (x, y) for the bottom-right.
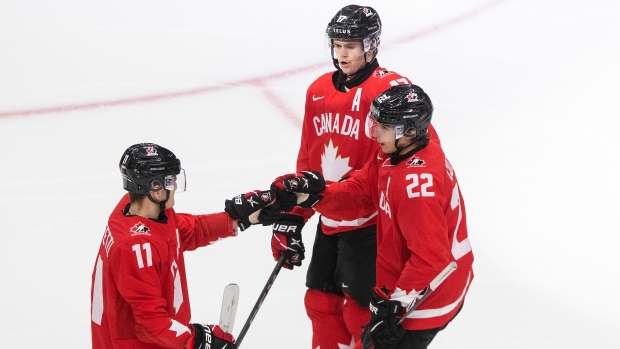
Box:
(175, 212), (236, 251)
(391, 154), (452, 296)
(314, 158), (377, 219)
(394, 188), (452, 293)
(290, 206), (316, 222)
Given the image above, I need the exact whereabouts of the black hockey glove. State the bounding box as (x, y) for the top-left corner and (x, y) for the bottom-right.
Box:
(270, 214), (305, 269)
(363, 287), (405, 348)
(270, 183), (299, 213)
(257, 189), (298, 225)
(191, 324), (236, 349)
(272, 171), (326, 208)
(225, 190), (274, 231)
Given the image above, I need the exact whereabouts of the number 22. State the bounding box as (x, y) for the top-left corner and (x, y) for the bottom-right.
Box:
(406, 173), (434, 198)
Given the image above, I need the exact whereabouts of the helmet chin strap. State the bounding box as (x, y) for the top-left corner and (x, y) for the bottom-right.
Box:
(394, 135), (414, 155)
(146, 190), (170, 214)
(389, 135), (427, 166)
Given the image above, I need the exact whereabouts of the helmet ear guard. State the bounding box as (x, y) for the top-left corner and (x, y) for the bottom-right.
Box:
(403, 127), (417, 138)
(150, 179), (164, 192)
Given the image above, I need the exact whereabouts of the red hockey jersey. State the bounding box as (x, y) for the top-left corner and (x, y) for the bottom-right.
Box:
(314, 140), (474, 330)
(91, 194), (235, 349)
(296, 67), (412, 234)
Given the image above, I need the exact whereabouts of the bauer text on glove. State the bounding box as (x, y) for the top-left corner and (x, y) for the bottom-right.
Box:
(271, 214), (305, 269)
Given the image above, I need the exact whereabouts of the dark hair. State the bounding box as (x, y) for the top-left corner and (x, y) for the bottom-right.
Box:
(128, 191), (147, 204)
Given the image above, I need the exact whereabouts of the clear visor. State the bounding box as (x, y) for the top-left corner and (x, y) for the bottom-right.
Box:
(364, 112), (406, 141)
(151, 168), (186, 193)
(364, 112), (378, 140)
(324, 35), (374, 59)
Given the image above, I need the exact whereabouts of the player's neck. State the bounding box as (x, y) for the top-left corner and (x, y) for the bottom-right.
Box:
(334, 59), (379, 92)
(389, 138), (429, 165)
(127, 200), (161, 219)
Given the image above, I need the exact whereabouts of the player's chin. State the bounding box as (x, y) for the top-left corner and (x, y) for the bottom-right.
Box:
(380, 143), (395, 154)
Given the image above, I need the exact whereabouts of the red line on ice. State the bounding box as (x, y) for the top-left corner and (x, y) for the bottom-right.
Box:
(0, 0), (507, 121)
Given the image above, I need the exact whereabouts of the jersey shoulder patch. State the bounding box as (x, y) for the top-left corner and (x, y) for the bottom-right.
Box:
(372, 70), (396, 78)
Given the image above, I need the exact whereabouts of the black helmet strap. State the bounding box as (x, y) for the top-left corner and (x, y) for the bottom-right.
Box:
(146, 189), (171, 217)
(389, 140), (429, 166)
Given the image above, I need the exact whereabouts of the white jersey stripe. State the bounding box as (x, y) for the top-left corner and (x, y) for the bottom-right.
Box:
(405, 271), (472, 320)
(320, 211), (378, 228)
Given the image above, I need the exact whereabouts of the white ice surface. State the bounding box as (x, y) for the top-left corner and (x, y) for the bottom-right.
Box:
(1, 0), (619, 348)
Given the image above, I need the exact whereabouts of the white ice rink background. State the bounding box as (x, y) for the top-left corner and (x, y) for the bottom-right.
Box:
(1, 0), (619, 348)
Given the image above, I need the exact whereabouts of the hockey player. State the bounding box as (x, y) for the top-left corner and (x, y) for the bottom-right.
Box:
(91, 143), (274, 349)
(272, 85), (474, 349)
(267, 5), (438, 349)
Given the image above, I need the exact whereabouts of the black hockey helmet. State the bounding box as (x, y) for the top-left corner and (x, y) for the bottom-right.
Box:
(119, 143), (184, 195)
(326, 5), (381, 44)
(369, 84), (434, 139)
(325, 5), (381, 62)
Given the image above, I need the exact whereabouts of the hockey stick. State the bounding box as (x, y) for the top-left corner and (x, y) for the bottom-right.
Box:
(397, 261), (457, 324)
(219, 283), (240, 334)
(235, 254), (286, 347)
(362, 261), (457, 349)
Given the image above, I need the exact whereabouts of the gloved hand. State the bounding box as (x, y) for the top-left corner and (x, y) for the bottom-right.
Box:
(256, 189), (298, 225)
(271, 214), (305, 269)
(270, 182), (299, 213)
(225, 190), (274, 231)
(364, 287), (405, 348)
(272, 171), (326, 208)
(190, 324), (236, 349)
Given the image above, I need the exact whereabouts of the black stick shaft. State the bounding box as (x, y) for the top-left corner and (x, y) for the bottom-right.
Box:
(235, 254), (286, 347)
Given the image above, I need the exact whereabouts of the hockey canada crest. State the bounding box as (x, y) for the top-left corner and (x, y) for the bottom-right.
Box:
(406, 91), (419, 102)
(407, 156), (425, 167)
(373, 70), (394, 78)
(260, 191), (272, 202)
(287, 178), (299, 189)
(145, 147), (158, 156)
(130, 222), (151, 236)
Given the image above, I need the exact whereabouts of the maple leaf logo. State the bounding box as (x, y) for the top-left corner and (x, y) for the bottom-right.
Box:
(406, 156), (425, 167)
(320, 140), (352, 182)
(130, 222), (151, 236)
